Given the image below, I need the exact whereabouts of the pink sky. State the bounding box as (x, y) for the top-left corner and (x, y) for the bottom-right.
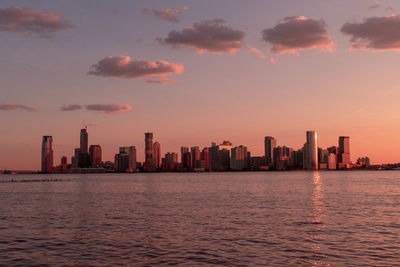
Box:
(1, 0), (400, 169)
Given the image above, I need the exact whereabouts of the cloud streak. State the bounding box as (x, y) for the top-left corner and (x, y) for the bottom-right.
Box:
(60, 104), (82, 111)
(249, 46), (266, 59)
(0, 6), (74, 37)
(159, 19), (245, 54)
(141, 6), (188, 23)
(341, 15), (400, 51)
(262, 16), (334, 54)
(88, 56), (184, 83)
(85, 104), (132, 114)
(0, 103), (36, 112)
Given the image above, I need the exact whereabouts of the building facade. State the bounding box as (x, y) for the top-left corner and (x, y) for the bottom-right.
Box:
(41, 136), (53, 173)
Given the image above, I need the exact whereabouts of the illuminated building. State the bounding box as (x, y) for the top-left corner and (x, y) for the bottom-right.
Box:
(41, 136), (53, 173)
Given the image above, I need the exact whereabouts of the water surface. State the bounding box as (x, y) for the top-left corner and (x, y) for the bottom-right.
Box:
(0, 171), (399, 266)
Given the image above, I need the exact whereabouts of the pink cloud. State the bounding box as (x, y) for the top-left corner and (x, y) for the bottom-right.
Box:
(249, 46), (266, 59)
(141, 6), (188, 23)
(88, 56), (184, 82)
(0, 103), (36, 112)
(262, 16), (334, 54)
(269, 57), (277, 64)
(341, 15), (400, 51)
(85, 104), (132, 114)
(159, 19), (245, 54)
(0, 6), (74, 37)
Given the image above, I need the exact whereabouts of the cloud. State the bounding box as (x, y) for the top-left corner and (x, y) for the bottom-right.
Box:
(341, 15), (400, 51)
(141, 6), (188, 23)
(249, 46), (266, 59)
(85, 104), (132, 114)
(158, 19), (245, 54)
(0, 6), (74, 37)
(60, 104), (82, 111)
(269, 57), (277, 64)
(261, 16), (334, 54)
(0, 103), (36, 112)
(88, 56), (184, 83)
(369, 2), (381, 9)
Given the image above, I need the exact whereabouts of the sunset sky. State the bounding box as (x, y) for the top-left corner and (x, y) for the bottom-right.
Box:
(2, 0), (400, 170)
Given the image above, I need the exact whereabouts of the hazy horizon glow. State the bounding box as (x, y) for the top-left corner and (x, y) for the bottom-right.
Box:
(1, 0), (400, 170)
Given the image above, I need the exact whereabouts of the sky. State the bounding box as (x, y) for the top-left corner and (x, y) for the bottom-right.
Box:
(1, 0), (400, 170)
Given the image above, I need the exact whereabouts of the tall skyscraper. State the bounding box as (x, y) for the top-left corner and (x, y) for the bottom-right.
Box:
(191, 146), (201, 169)
(153, 142), (161, 169)
(264, 136), (277, 166)
(145, 132), (154, 170)
(306, 131), (318, 170)
(89, 145), (102, 167)
(181, 146), (189, 163)
(41, 136), (53, 173)
(209, 141), (233, 171)
(338, 136), (351, 165)
(80, 127), (88, 153)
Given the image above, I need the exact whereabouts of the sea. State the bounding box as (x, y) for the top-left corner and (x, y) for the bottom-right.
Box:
(0, 171), (399, 266)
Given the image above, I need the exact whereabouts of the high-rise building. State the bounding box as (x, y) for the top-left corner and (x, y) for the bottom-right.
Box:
(306, 131), (318, 170)
(201, 147), (209, 171)
(209, 141), (233, 171)
(41, 136), (53, 173)
(153, 142), (161, 169)
(181, 146), (189, 163)
(89, 145), (102, 167)
(264, 136), (277, 166)
(80, 127), (88, 153)
(230, 145), (248, 171)
(162, 152), (178, 170)
(338, 136), (351, 165)
(119, 146), (137, 172)
(145, 132), (154, 170)
(191, 146), (201, 169)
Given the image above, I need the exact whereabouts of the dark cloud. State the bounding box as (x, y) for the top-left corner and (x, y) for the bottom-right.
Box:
(88, 56), (184, 83)
(159, 19), (245, 54)
(85, 104), (132, 114)
(0, 103), (36, 112)
(341, 15), (400, 51)
(0, 6), (74, 37)
(141, 6), (188, 23)
(60, 104), (82, 111)
(262, 16), (334, 54)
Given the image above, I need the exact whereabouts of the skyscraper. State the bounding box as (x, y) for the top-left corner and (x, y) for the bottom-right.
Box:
(80, 127), (88, 153)
(338, 136), (351, 165)
(191, 146), (201, 169)
(41, 136), (53, 173)
(181, 146), (189, 163)
(264, 136), (277, 166)
(153, 142), (161, 169)
(306, 131), (318, 170)
(230, 145), (248, 170)
(145, 132), (154, 170)
(89, 145), (102, 167)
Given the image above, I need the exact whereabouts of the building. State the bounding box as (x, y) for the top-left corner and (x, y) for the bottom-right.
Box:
(162, 152), (178, 171)
(61, 156), (67, 165)
(119, 146), (137, 172)
(305, 131), (318, 170)
(209, 141), (232, 171)
(153, 142), (161, 169)
(115, 153), (130, 173)
(328, 153), (337, 170)
(182, 151), (192, 170)
(41, 136), (53, 173)
(191, 146), (201, 169)
(89, 145), (102, 167)
(201, 147), (209, 171)
(338, 136), (351, 165)
(230, 145), (248, 171)
(145, 132), (154, 171)
(181, 146), (189, 164)
(264, 136), (277, 167)
(80, 127), (88, 153)
(273, 146), (292, 170)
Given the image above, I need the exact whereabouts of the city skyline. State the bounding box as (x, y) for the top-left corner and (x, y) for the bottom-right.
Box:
(2, 0), (400, 169)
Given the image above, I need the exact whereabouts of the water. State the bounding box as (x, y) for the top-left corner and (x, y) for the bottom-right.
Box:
(0, 171), (399, 266)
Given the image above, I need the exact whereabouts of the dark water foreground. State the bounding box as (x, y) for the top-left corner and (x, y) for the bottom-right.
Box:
(0, 171), (399, 266)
